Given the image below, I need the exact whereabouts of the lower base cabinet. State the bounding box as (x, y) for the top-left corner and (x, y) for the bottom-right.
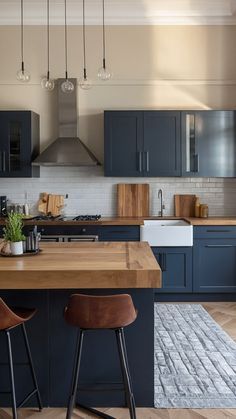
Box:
(152, 247), (192, 293)
(193, 239), (236, 293)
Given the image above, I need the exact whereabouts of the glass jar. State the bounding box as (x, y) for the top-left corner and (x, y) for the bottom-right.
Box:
(199, 204), (209, 218)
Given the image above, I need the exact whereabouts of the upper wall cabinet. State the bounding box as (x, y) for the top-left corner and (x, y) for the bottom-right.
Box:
(104, 111), (181, 177)
(182, 111), (236, 177)
(0, 111), (40, 178)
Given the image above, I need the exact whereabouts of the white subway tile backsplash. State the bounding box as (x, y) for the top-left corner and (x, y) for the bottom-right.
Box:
(1, 167), (236, 216)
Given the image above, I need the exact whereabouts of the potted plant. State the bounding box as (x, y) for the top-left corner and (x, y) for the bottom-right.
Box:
(3, 212), (25, 255)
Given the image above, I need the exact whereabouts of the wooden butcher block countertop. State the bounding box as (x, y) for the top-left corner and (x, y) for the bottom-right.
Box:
(0, 242), (161, 290)
(186, 217), (236, 225)
(1, 216), (236, 226)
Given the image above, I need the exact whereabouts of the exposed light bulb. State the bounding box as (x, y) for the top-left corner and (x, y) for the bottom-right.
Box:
(41, 76), (55, 91)
(16, 68), (30, 82)
(78, 77), (92, 90)
(61, 79), (74, 93)
(98, 66), (111, 81)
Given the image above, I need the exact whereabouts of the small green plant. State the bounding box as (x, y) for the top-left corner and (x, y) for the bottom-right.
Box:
(3, 212), (25, 243)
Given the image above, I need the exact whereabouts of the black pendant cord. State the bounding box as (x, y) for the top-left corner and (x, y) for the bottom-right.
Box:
(82, 0), (87, 80)
(47, 0), (50, 80)
(20, 0), (24, 72)
(102, 0), (106, 69)
(64, 0), (68, 79)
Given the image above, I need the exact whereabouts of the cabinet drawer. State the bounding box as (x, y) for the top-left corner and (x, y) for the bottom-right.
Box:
(194, 226), (236, 239)
(25, 225), (100, 236)
(99, 226), (140, 241)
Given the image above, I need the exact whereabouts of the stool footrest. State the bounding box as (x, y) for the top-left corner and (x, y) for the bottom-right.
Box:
(17, 388), (38, 409)
(76, 403), (116, 419)
(78, 382), (124, 392)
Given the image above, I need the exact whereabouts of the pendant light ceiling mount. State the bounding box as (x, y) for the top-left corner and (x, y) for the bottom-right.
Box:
(16, 0), (30, 82)
(41, 0), (55, 91)
(61, 0), (74, 93)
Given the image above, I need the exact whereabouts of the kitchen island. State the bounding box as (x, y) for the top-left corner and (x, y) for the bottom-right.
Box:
(0, 242), (161, 408)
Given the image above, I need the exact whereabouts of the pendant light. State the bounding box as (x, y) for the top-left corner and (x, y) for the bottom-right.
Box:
(98, 0), (111, 81)
(16, 0), (30, 82)
(41, 0), (55, 91)
(61, 0), (74, 93)
(78, 0), (92, 90)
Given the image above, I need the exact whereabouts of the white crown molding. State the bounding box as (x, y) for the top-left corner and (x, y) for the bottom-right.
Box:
(1, 0), (236, 26)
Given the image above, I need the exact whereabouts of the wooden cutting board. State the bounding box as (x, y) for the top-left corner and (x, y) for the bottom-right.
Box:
(174, 194), (196, 217)
(117, 184), (149, 217)
(47, 194), (64, 216)
(38, 193), (64, 216)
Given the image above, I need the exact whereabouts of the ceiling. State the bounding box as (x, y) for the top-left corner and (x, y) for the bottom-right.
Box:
(1, 0), (236, 26)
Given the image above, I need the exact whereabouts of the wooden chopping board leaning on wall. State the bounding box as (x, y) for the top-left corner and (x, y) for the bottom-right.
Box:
(117, 184), (150, 217)
(38, 193), (64, 217)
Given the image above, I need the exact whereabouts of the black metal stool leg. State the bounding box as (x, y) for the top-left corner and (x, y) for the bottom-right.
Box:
(115, 329), (136, 419)
(120, 328), (136, 417)
(66, 330), (85, 419)
(21, 323), (43, 411)
(6, 330), (17, 419)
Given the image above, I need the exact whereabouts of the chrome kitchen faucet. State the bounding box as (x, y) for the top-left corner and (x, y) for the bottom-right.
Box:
(158, 189), (165, 217)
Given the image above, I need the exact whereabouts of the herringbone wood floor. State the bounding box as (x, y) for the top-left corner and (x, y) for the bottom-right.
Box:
(1, 302), (236, 419)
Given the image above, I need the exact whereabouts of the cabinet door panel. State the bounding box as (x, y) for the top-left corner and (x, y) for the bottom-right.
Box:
(182, 111), (236, 177)
(143, 111), (181, 176)
(0, 113), (9, 176)
(0, 111), (39, 178)
(104, 111), (143, 176)
(193, 239), (236, 292)
(153, 247), (192, 293)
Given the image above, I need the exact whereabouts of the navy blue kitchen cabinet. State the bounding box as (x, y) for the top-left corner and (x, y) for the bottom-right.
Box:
(193, 226), (236, 292)
(182, 110), (236, 177)
(104, 111), (181, 177)
(99, 226), (140, 241)
(104, 111), (143, 176)
(22, 225), (140, 242)
(0, 111), (40, 178)
(152, 247), (192, 293)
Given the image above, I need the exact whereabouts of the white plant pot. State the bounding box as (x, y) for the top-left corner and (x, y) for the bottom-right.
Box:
(10, 241), (23, 255)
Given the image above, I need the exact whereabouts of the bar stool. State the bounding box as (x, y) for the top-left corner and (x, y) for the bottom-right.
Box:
(0, 298), (42, 419)
(64, 294), (137, 419)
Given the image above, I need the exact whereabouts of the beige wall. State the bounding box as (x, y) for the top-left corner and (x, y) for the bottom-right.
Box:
(0, 25), (236, 162)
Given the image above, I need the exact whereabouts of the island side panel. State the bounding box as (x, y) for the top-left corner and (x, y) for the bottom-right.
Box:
(0, 289), (154, 408)
(49, 289), (154, 407)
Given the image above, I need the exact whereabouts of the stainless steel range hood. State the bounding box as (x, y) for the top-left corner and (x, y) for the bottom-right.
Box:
(33, 79), (100, 166)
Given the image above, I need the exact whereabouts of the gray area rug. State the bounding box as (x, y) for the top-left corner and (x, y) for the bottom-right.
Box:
(154, 304), (236, 408)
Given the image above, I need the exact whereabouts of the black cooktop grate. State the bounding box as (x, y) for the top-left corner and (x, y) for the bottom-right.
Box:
(72, 215), (101, 221)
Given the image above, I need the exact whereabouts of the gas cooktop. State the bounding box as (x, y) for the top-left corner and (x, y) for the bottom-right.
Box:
(28, 214), (102, 222)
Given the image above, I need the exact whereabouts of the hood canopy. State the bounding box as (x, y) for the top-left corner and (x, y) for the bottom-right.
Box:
(33, 79), (100, 166)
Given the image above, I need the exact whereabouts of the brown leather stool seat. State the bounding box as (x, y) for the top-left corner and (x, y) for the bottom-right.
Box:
(64, 294), (137, 419)
(0, 298), (42, 419)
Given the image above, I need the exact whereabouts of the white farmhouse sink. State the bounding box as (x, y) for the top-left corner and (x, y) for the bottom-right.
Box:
(140, 219), (193, 247)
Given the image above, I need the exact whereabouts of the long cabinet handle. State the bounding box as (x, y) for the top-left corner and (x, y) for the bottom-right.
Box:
(145, 151), (149, 172)
(138, 151), (142, 172)
(159, 253), (167, 272)
(206, 245), (233, 248)
(194, 154), (199, 172)
(163, 253), (167, 271)
(0, 151), (6, 172)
